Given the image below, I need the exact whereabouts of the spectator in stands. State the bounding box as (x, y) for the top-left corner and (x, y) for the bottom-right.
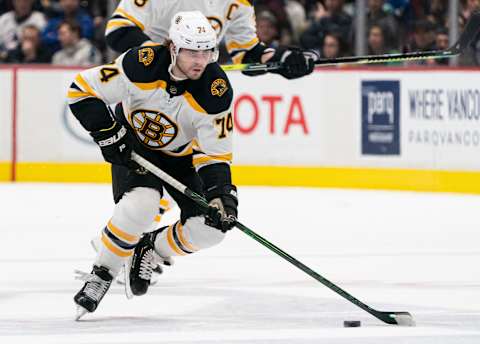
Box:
(368, 24), (397, 55)
(366, 0), (399, 49)
(0, 0), (46, 59)
(425, 0), (448, 28)
(52, 20), (100, 66)
(256, 0), (291, 36)
(321, 31), (346, 58)
(405, 19), (436, 52)
(256, 10), (281, 48)
(42, 0), (93, 52)
(4, 24), (51, 62)
(300, 0), (352, 52)
(434, 27), (449, 50)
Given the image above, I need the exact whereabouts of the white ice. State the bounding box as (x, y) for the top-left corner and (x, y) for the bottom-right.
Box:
(1, 183), (479, 343)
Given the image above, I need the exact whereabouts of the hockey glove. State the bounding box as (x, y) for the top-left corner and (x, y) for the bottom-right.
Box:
(270, 47), (316, 80)
(205, 184), (238, 233)
(90, 122), (135, 168)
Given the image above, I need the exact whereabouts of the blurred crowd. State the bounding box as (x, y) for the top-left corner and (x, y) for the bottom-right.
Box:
(0, 0), (479, 66)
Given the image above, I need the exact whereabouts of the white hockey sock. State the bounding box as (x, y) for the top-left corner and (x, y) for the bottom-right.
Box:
(95, 187), (160, 276)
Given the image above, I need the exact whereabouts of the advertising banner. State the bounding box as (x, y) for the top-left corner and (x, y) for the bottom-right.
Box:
(402, 72), (480, 169)
(361, 80), (400, 155)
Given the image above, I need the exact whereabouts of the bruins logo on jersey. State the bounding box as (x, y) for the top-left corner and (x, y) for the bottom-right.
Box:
(211, 78), (228, 97)
(130, 109), (178, 149)
(138, 48), (154, 66)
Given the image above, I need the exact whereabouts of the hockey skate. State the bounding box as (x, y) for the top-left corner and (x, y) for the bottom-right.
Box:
(74, 265), (113, 320)
(124, 230), (173, 299)
(90, 235), (162, 286)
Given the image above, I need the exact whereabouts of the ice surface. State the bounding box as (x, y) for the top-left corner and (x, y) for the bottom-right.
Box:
(1, 183), (480, 343)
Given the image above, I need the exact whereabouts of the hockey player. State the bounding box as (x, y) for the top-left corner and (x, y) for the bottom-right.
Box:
(69, 11), (238, 319)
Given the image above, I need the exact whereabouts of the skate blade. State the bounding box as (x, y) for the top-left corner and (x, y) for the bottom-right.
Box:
(75, 305), (88, 321)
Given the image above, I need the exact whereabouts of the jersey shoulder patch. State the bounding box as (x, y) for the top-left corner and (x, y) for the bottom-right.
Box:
(187, 63), (233, 115)
(122, 45), (169, 83)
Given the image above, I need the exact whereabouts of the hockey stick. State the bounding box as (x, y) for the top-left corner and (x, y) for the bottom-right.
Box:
(131, 151), (415, 326)
(222, 11), (480, 72)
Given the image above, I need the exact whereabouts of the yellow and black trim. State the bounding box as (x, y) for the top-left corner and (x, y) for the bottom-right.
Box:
(226, 37), (259, 54)
(166, 224), (187, 256)
(112, 8), (145, 30)
(236, 0), (253, 6)
(101, 220), (139, 257)
(165, 222), (200, 256)
(193, 153), (232, 168)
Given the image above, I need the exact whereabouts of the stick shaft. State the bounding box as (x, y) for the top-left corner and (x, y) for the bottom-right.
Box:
(131, 152), (408, 324)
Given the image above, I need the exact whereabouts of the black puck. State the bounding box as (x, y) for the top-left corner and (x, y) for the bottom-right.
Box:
(343, 320), (361, 327)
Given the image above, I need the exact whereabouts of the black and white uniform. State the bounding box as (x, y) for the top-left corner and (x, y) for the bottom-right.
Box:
(68, 45), (234, 274)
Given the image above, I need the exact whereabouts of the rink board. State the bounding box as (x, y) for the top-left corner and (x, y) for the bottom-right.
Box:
(2, 66), (480, 192)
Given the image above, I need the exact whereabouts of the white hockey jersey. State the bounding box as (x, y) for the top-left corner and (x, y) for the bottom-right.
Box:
(106, 0), (259, 63)
(67, 45), (233, 170)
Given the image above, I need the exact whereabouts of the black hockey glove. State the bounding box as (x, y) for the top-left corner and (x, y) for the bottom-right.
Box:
(205, 184), (238, 233)
(270, 47), (316, 80)
(90, 122), (136, 168)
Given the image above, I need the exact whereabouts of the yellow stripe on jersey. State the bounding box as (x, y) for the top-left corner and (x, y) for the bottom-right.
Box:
(75, 74), (99, 98)
(113, 8), (145, 31)
(133, 80), (167, 90)
(176, 222), (199, 252)
(226, 37), (259, 53)
(183, 91), (207, 113)
(67, 90), (92, 99)
(107, 220), (139, 244)
(141, 41), (162, 47)
(236, 0), (253, 6)
(166, 225), (187, 256)
(106, 18), (136, 30)
(101, 233), (134, 257)
(193, 153), (232, 166)
(162, 143), (194, 157)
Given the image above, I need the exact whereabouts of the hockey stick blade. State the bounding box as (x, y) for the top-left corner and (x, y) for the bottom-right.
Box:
(376, 311), (415, 326)
(222, 11), (480, 72)
(131, 152), (415, 326)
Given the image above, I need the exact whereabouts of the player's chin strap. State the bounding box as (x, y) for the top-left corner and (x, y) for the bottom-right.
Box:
(168, 46), (188, 82)
(130, 151), (415, 326)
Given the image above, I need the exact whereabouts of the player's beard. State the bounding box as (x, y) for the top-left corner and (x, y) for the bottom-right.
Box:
(177, 62), (205, 80)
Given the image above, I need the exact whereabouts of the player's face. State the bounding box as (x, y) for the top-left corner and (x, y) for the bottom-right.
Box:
(176, 48), (212, 80)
